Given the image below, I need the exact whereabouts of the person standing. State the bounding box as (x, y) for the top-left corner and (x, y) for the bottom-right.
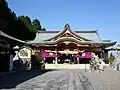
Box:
(98, 62), (104, 73)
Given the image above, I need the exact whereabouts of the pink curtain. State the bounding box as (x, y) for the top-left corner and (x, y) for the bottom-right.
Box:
(79, 52), (92, 59)
(41, 49), (56, 58)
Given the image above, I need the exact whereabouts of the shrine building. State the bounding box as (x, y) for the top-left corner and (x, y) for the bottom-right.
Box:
(27, 24), (116, 64)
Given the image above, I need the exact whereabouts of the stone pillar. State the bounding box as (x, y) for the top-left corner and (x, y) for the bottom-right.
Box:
(9, 55), (13, 71)
(9, 46), (13, 71)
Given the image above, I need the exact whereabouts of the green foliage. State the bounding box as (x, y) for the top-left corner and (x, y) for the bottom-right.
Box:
(32, 19), (41, 32)
(0, 0), (46, 41)
(18, 16), (32, 31)
(0, 0), (35, 40)
(18, 16), (46, 33)
(18, 16), (32, 28)
(41, 28), (46, 31)
(109, 53), (115, 63)
(35, 53), (43, 63)
(11, 11), (17, 19)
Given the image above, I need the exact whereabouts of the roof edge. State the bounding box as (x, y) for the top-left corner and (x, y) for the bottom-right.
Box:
(0, 30), (25, 43)
(37, 30), (98, 33)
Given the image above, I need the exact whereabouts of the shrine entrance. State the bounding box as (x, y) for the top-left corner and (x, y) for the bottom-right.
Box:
(45, 57), (55, 64)
(57, 42), (78, 64)
(57, 54), (77, 64)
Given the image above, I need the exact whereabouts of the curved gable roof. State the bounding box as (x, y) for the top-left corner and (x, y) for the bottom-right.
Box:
(45, 23), (90, 41)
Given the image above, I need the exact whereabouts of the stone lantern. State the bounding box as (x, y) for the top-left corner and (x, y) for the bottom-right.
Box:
(116, 45), (120, 55)
(13, 45), (19, 61)
(115, 45), (120, 71)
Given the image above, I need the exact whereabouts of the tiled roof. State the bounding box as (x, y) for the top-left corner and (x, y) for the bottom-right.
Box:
(27, 30), (101, 44)
(38, 30), (98, 33)
(0, 30), (25, 43)
(27, 24), (116, 47)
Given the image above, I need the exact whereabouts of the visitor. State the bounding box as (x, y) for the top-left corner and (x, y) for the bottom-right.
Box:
(98, 62), (104, 73)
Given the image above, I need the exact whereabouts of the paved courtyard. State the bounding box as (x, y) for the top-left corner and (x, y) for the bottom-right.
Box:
(0, 68), (120, 90)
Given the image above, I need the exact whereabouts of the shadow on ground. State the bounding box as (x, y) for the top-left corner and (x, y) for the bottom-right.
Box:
(0, 69), (57, 89)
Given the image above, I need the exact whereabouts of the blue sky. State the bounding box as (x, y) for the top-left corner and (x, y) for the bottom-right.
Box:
(7, 0), (120, 43)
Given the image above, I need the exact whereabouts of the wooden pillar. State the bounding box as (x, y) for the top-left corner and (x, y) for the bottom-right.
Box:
(99, 47), (103, 58)
(103, 49), (109, 64)
(100, 51), (103, 58)
(55, 54), (58, 64)
(77, 54), (79, 64)
(44, 57), (46, 61)
(77, 46), (79, 64)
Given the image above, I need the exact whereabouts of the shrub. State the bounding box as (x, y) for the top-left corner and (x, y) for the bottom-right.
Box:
(109, 53), (115, 63)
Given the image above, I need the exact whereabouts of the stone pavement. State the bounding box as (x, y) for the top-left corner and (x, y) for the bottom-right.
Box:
(0, 69), (120, 90)
(80, 68), (120, 90)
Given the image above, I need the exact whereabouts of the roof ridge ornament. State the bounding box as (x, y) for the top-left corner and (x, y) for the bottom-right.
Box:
(64, 23), (70, 30)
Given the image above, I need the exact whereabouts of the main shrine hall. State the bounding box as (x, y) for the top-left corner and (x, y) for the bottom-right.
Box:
(27, 24), (116, 64)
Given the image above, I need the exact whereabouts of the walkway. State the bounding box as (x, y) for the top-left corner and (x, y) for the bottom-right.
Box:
(0, 69), (120, 90)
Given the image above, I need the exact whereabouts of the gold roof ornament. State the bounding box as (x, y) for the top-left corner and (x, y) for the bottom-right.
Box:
(64, 23), (70, 30)
(58, 49), (78, 54)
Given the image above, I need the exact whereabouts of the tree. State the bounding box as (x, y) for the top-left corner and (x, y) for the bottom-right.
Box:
(17, 16), (45, 32)
(41, 28), (46, 31)
(0, 0), (36, 40)
(109, 53), (115, 64)
(11, 11), (17, 19)
(0, 0), (14, 33)
(32, 19), (41, 32)
(18, 16), (32, 30)
(0, 0), (46, 40)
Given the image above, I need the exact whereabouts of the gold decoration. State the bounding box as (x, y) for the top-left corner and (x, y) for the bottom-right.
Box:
(20, 50), (28, 56)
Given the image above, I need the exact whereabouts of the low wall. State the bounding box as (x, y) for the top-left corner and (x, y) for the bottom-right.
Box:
(45, 64), (90, 69)
(45, 64), (109, 69)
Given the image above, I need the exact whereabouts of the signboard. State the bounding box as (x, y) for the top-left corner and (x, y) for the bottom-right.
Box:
(18, 47), (32, 59)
